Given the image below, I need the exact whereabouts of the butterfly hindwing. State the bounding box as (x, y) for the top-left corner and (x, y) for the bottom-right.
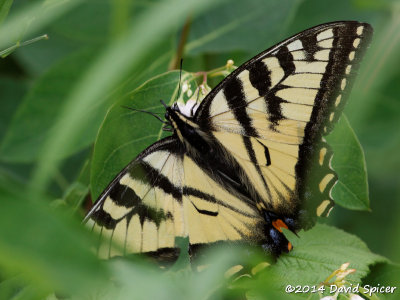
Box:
(86, 137), (184, 258)
(86, 137), (265, 259)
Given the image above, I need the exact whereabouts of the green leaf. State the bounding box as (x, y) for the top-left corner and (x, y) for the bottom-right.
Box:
(0, 0), (13, 26)
(110, 0), (131, 38)
(0, 176), (108, 296)
(326, 115), (370, 211)
(352, 0), (391, 10)
(13, 29), (82, 76)
(354, 69), (400, 178)
(285, 0), (384, 36)
(13, 1), (167, 76)
(0, 77), (27, 144)
(256, 224), (386, 295)
(90, 71), (196, 200)
(186, 0), (301, 56)
(0, 48), (100, 163)
(0, 276), (46, 300)
(101, 246), (240, 300)
(50, 0), (111, 44)
(52, 157), (91, 213)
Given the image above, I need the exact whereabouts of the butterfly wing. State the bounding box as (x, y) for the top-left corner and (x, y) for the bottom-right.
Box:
(85, 137), (265, 259)
(86, 137), (184, 259)
(194, 21), (372, 222)
(86, 21), (373, 259)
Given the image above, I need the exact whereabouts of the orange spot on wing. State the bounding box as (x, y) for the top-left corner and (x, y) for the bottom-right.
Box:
(288, 242), (293, 251)
(272, 219), (289, 232)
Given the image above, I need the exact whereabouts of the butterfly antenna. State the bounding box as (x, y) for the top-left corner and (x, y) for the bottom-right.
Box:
(122, 105), (167, 124)
(160, 99), (168, 108)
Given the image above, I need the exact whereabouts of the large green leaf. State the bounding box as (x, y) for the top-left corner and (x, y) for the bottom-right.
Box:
(90, 71), (196, 200)
(327, 115), (370, 211)
(253, 224), (386, 297)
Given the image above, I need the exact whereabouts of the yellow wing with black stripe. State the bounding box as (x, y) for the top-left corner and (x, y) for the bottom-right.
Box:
(85, 137), (265, 259)
(195, 21), (372, 224)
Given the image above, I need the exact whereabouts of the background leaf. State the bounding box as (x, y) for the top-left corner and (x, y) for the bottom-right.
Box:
(0, 0), (84, 52)
(186, 0), (301, 55)
(0, 177), (107, 297)
(327, 115), (370, 210)
(12, 0), (111, 75)
(0, 48), (99, 163)
(0, 77), (27, 143)
(0, 0), (14, 25)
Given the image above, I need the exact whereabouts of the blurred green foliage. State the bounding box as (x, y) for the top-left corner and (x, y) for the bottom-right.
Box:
(0, 0), (399, 299)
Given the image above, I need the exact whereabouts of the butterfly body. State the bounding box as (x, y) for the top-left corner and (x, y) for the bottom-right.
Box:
(164, 101), (298, 256)
(86, 21), (372, 259)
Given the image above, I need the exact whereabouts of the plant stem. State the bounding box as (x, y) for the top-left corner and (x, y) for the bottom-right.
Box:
(169, 15), (191, 70)
(0, 33), (48, 58)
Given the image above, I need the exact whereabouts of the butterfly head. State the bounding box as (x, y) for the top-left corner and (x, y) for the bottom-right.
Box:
(161, 100), (213, 156)
(164, 103), (199, 134)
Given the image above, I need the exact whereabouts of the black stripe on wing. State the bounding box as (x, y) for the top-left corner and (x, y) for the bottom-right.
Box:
(129, 161), (183, 202)
(223, 77), (257, 136)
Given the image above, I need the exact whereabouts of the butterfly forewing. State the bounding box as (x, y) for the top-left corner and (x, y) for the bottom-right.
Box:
(195, 21), (372, 219)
